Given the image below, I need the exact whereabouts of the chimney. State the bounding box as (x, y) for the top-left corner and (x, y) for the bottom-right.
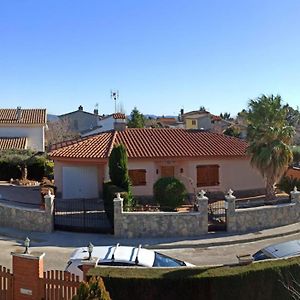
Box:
(78, 105), (83, 111)
(94, 109), (98, 115)
(16, 106), (22, 120)
(114, 121), (126, 131)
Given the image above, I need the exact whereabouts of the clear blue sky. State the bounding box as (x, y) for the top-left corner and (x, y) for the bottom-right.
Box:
(0, 0), (300, 117)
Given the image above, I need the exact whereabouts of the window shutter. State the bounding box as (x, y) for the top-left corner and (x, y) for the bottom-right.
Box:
(197, 165), (219, 187)
(129, 169), (146, 186)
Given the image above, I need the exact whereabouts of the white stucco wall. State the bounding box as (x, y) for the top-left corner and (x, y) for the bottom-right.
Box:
(0, 125), (45, 151)
(126, 158), (264, 196)
(54, 157), (265, 199)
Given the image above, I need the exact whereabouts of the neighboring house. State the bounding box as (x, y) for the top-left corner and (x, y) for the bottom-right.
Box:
(58, 105), (100, 134)
(181, 110), (231, 133)
(145, 117), (182, 128)
(0, 108), (46, 151)
(81, 113), (126, 137)
(50, 128), (264, 199)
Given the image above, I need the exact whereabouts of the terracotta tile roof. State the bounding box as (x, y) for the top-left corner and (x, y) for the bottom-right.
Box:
(50, 128), (248, 159)
(50, 131), (115, 159)
(0, 137), (27, 150)
(0, 109), (46, 124)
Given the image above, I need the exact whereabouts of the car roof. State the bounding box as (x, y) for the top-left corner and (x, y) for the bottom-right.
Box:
(263, 240), (300, 258)
(69, 245), (155, 267)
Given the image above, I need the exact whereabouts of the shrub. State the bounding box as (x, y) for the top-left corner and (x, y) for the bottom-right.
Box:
(108, 144), (130, 190)
(108, 144), (134, 208)
(277, 175), (300, 195)
(72, 276), (111, 300)
(88, 257), (300, 300)
(103, 182), (130, 226)
(153, 177), (187, 210)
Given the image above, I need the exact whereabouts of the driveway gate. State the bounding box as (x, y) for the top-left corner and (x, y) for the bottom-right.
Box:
(208, 199), (227, 231)
(54, 198), (113, 233)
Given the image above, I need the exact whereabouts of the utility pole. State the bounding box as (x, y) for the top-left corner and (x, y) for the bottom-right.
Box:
(111, 90), (119, 113)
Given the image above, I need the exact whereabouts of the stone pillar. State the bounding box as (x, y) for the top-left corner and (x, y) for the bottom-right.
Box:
(12, 250), (45, 300)
(291, 186), (300, 204)
(82, 258), (97, 281)
(44, 190), (55, 232)
(225, 189), (236, 232)
(113, 193), (124, 237)
(291, 187), (300, 219)
(196, 190), (208, 234)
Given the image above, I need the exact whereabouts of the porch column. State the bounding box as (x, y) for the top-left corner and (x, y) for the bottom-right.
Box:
(225, 189), (236, 232)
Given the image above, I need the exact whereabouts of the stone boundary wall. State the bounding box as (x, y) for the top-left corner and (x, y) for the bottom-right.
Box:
(226, 189), (300, 233)
(113, 193), (208, 238)
(0, 193), (54, 232)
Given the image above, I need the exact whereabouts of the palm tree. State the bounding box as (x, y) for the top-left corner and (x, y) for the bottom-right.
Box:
(247, 95), (295, 202)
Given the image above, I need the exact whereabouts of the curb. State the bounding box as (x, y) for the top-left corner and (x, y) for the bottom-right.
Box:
(147, 228), (300, 249)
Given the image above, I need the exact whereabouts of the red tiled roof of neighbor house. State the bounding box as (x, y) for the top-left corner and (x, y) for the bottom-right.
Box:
(0, 137), (27, 150)
(0, 109), (46, 124)
(50, 128), (248, 159)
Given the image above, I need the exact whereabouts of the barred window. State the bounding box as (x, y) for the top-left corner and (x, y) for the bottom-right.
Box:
(129, 169), (146, 186)
(196, 165), (219, 187)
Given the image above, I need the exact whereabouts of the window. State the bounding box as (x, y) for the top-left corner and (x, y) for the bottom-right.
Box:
(191, 120), (196, 125)
(196, 165), (219, 187)
(129, 169), (146, 186)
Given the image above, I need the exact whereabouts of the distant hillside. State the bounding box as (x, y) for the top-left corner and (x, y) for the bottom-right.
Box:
(47, 114), (59, 122)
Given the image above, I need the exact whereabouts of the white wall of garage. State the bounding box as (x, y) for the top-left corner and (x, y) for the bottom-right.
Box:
(62, 166), (99, 199)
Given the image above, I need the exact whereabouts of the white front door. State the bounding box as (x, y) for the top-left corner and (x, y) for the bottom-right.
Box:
(62, 166), (98, 199)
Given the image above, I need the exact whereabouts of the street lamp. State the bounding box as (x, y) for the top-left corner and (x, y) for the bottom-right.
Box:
(88, 242), (94, 260)
(24, 237), (30, 254)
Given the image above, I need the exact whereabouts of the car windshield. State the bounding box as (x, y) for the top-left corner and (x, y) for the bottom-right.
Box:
(152, 252), (186, 267)
(252, 250), (269, 261)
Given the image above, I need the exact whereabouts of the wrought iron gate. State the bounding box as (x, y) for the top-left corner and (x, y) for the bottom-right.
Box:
(54, 198), (113, 233)
(208, 199), (227, 231)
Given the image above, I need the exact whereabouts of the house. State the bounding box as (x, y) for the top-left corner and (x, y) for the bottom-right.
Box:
(81, 113), (126, 137)
(181, 109), (231, 133)
(0, 108), (46, 151)
(145, 117), (183, 129)
(58, 105), (100, 134)
(50, 128), (264, 199)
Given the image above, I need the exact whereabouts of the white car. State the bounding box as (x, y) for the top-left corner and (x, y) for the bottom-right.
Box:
(65, 244), (194, 279)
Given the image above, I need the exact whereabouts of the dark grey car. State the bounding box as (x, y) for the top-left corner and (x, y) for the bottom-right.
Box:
(253, 240), (300, 261)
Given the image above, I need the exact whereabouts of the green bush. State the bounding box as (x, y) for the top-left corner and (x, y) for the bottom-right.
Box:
(109, 144), (131, 190)
(72, 276), (111, 300)
(88, 257), (300, 300)
(277, 175), (300, 195)
(0, 150), (54, 181)
(153, 177), (187, 210)
(103, 182), (130, 227)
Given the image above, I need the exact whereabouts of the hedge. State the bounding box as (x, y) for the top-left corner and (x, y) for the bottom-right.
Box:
(87, 257), (300, 300)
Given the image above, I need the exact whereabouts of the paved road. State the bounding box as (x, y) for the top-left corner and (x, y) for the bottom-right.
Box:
(1, 232), (300, 271)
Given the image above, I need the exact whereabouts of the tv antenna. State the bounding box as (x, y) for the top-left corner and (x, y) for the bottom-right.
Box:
(111, 90), (119, 113)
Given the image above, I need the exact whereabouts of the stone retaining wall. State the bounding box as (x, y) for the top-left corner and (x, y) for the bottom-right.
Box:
(0, 193), (54, 232)
(113, 194), (208, 238)
(226, 189), (300, 233)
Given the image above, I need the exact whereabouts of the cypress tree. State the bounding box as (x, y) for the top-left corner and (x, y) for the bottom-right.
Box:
(109, 144), (130, 191)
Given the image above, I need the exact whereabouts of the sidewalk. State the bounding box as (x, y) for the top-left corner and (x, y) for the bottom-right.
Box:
(0, 222), (299, 249)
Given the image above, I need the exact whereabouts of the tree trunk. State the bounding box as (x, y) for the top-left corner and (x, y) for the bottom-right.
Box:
(21, 164), (28, 181)
(265, 176), (276, 203)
